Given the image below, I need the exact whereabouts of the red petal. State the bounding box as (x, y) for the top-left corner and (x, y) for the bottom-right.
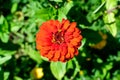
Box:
(66, 53), (71, 59)
(74, 49), (79, 55)
(47, 51), (54, 59)
(66, 22), (76, 32)
(68, 47), (75, 58)
(52, 50), (60, 61)
(62, 20), (70, 30)
(59, 56), (65, 62)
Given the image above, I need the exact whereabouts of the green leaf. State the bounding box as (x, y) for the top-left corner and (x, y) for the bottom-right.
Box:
(93, 1), (105, 14)
(0, 56), (12, 65)
(64, 76), (69, 80)
(104, 13), (117, 37)
(0, 33), (9, 43)
(35, 8), (54, 20)
(106, 23), (117, 37)
(104, 0), (117, 37)
(0, 49), (16, 56)
(0, 15), (8, 32)
(10, 22), (21, 32)
(58, 1), (73, 21)
(94, 69), (103, 79)
(4, 72), (10, 80)
(60, 1), (73, 15)
(11, 3), (18, 13)
(26, 34), (34, 42)
(58, 10), (67, 21)
(106, 0), (117, 10)
(0, 15), (9, 43)
(105, 62), (113, 70)
(0, 15), (4, 25)
(106, 72), (110, 80)
(28, 51), (43, 64)
(97, 58), (103, 63)
(50, 0), (62, 2)
(50, 62), (66, 80)
(67, 60), (74, 70)
(104, 13), (115, 23)
(24, 44), (43, 64)
(102, 68), (107, 78)
(14, 76), (23, 80)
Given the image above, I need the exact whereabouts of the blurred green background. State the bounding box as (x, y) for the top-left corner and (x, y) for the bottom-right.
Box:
(0, 0), (120, 80)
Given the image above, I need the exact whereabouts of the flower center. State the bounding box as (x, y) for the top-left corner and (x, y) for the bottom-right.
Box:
(52, 30), (64, 44)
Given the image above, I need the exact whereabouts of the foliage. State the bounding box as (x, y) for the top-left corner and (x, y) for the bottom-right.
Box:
(0, 0), (120, 80)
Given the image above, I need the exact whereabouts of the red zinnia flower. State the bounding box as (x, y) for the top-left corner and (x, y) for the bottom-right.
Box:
(36, 19), (82, 62)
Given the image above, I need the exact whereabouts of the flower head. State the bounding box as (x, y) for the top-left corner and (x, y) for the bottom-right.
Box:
(36, 19), (82, 62)
(90, 31), (107, 50)
(31, 67), (44, 79)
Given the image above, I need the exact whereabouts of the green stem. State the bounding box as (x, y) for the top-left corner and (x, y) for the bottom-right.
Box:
(70, 58), (80, 80)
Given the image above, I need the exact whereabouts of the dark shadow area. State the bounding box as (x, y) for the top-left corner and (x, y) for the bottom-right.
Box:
(0, 0), (12, 16)
(76, 32), (120, 77)
(67, 5), (91, 26)
(0, 40), (20, 50)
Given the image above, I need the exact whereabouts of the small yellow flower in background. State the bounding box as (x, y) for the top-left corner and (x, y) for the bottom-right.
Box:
(86, 58), (91, 61)
(31, 67), (44, 79)
(15, 11), (24, 21)
(79, 70), (84, 76)
(99, 31), (107, 40)
(92, 40), (107, 50)
(90, 31), (107, 50)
